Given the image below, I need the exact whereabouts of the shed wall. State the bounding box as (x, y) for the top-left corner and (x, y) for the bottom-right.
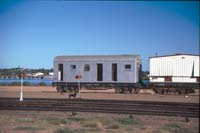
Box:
(150, 55), (200, 83)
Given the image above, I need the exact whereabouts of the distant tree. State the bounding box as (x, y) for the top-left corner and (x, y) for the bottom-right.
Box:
(141, 71), (149, 80)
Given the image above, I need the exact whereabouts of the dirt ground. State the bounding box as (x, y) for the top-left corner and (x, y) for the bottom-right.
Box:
(0, 86), (199, 133)
(0, 110), (199, 133)
(0, 86), (199, 103)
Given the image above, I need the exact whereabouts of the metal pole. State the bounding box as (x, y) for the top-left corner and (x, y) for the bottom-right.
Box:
(20, 76), (23, 101)
(78, 77), (80, 98)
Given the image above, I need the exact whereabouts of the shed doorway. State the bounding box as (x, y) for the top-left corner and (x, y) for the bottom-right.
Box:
(97, 64), (103, 81)
(58, 64), (63, 81)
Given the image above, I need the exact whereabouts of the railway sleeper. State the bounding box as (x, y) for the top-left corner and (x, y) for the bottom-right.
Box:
(0, 106), (198, 118)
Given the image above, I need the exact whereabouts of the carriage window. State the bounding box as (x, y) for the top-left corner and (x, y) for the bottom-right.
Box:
(84, 64), (90, 71)
(125, 64), (131, 71)
(70, 65), (76, 70)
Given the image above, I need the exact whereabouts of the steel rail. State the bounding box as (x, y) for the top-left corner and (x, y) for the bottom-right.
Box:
(0, 97), (199, 118)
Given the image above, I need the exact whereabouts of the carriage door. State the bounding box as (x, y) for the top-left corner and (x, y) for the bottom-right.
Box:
(97, 64), (103, 81)
(58, 64), (63, 81)
(112, 64), (117, 81)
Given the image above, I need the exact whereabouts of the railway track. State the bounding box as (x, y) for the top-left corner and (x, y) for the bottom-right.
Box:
(0, 97), (199, 118)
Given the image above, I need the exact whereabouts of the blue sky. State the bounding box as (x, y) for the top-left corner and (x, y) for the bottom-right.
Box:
(0, 1), (199, 70)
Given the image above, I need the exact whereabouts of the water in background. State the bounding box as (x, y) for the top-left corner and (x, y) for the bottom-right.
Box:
(0, 79), (149, 86)
(142, 80), (149, 85)
(0, 79), (52, 86)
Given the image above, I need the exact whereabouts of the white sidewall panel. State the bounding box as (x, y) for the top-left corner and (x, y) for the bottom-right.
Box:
(194, 57), (200, 77)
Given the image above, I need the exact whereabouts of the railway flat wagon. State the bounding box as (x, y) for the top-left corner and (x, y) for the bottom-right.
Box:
(149, 54), (200, 94)
(53, 55), (141, 93)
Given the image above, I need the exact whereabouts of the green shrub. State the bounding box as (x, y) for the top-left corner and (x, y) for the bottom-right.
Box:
(46, 117), (69, 125)
(68, 117), (85, 122)
(160, 123), (192, 133)
(14, 126), (45, 130)
(116, 117), (142, 125)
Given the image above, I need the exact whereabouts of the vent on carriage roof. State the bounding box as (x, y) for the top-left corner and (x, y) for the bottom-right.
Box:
(176, 53), (184, 55)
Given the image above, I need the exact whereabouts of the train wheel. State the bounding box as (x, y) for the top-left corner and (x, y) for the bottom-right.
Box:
(181, 89), (186, 95)
(59, 85), (65, 95)
(56, 85), (60, 92)
(191, 88), (195, 93)
(176, 89), (181, 95)
(134, 88), (140, 94)
(115, 88), (120, 93)
(158, 88), (164, 95)
(119, 88), (125, 93)
(152, 88), (158, 94)
(129, 88), (133, 94)
(166, 88), (170, 94)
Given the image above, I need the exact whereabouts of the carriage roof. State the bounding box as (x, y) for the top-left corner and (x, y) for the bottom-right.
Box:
(54, 55), (141, 62)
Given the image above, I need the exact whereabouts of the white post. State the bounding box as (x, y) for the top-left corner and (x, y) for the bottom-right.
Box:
(20, 76), (23, 101)
(58, 71), (61, 81)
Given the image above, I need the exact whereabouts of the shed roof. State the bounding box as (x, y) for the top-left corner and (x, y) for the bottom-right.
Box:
(149, 53), (200, 59)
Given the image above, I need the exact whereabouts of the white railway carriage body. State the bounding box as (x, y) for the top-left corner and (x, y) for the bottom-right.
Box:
(53, 55), (141, 93)
(149, 54), (199, 94)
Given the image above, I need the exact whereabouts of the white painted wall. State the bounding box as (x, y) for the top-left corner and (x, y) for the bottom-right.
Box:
(150, 54), (200, 83)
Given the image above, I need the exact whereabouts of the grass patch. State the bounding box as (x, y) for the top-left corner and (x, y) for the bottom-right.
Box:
(106, 123), (120, 129)
(115, 117), (142, 125)
(83, 122), (98, 128)
(81, 117), (121, 130)
(91, 117), (115, 126)
(160, 123), (192, 133)
(68, 117), (85, 122)
(46, 117), (69, 125)
(14, 126), (45, 130)
(16, 118), (34, 123)
(95, 117), (113, 125)
(153, 129), (162, 133)
(87, 128), (102, 132)
(55, 128), (85, 133)
(82, 117), (113, 129)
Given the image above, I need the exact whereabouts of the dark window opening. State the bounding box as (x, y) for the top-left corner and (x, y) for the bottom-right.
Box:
(97, 64), (103, 81)
(84, 64), (90, 71)
(58, 64), (63, 81)
(70, 65), (76, 70)
(112, 64), (117, 81)
(125, 64), (131, 70)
